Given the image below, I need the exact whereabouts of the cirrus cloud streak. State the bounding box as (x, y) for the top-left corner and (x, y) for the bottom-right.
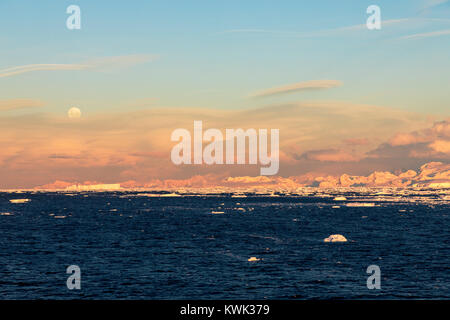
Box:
(249, 80), (342, 98)
(0, 54), (156, 78)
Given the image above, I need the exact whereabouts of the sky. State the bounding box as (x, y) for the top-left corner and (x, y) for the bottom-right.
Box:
(0, 0), (449, 188)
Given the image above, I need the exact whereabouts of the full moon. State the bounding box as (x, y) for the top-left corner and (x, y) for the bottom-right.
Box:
(68, 107), (82, 119)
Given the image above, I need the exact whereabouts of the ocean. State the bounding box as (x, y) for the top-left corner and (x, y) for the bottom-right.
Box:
(0, 191), (448, 299)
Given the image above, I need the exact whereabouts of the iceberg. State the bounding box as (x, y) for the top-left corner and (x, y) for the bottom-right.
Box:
(324, 234), (347, 242)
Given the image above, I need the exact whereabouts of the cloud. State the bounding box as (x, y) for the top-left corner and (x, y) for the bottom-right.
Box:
(429, 140), (450, 153)
(222, 18), (450, 43)
(368, 120), (450, 159)
(343, 138), (369, 146)
(0, 99), (45, 111)
(0, 64), (89, 78)
(220, 19), (413, 38)
(389, 132), (426, 146)
(249, 80), (342, 98)
(0, 54), (155, 78)
(0, 101), (439, 188)
(333, 19), (412, 32)
(401, 29), (450, 39)
(48, 154), (82, 159)
(218, 29), (276, 34)
(298, 149), (360, 162)
(421, 0), (450, 11)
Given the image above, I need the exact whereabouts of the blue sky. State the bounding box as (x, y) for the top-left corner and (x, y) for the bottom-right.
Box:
(1, 0), (449, 114)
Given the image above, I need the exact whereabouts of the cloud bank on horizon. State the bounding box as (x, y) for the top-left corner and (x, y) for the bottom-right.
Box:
(36, 161), (450, 190)
(0, 100), (448, 189)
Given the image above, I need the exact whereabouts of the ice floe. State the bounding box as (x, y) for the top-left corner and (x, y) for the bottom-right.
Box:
(346, 202), (376, 207)
(324, 234), (347, 242)
(9, 199), (30, 204)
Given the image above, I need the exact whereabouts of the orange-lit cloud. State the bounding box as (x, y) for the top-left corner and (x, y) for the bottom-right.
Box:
(343, 138), (369, 146)
(370, 120), (450, 159)
(0, 101), (446, 188)
(0, 99), (45, 111)
(429, 140), (450, 153)
(298, 149), (360, 162)
(248, 80), (342, 98)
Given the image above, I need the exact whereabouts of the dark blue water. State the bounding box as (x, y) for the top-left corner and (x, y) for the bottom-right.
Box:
(0, 192), (448, 299)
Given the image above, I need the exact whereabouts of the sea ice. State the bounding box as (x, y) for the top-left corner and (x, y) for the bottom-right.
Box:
(248, 257), (260, 262)
(9, 199), (30, 204)
(324, 234), (347, 242)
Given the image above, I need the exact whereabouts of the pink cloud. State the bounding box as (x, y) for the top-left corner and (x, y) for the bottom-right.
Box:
(0, 103), (445, 188)
(343, 138), (369, 146)
(299, 149), (360, 162)
(371, 120), (450, 159)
